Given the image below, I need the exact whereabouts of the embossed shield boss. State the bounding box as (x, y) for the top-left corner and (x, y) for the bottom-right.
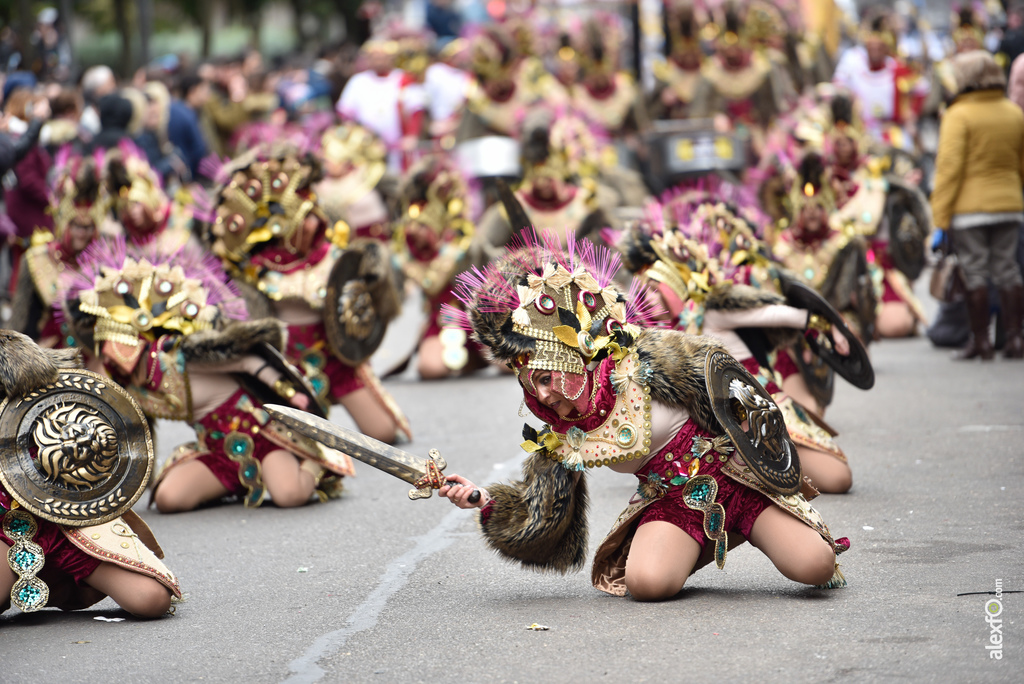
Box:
(792, 337), (835, 410)
(324, 247), (388, 367)
(0, 370), (154, 526)
(704, 350), (802, 495)
(781, 278), (875, 390)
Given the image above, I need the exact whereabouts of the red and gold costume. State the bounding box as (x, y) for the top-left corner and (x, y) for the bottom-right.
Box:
(208, 147), (410, 440)
(391, 156), (485, 375)
(61, 239), (354, 508)
(9, 152), (109, 350)
(443, 229), (849, 594)
(613, 186), (849, 479)
(315, 123), (395, 242)
(0, 332), (180, 614)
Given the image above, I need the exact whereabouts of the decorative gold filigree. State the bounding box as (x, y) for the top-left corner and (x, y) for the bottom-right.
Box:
(33, 403), (119, 489)
(340, 281), (374, 339)
(728, 378), (787, 458)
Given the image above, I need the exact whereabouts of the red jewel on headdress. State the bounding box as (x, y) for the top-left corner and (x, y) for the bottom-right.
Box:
(578, 290), (598, 311)
(228, 214), (246, 233)
(245, 179), (262, 199)
(271, 173), (288, 191)
(181, 301), (200, 318)
(605, 319), (623, 335)
(535, 293), (556, 315)
(156, 279), (174, 296)
(115, 279), (132, 296)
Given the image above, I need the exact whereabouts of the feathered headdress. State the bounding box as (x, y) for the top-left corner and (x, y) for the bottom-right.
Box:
(62, 237), (246, 351)
(49, 147), (110, 240)
(395, 156), (474, 240)
(785, 153), (835, 216)
(208, 145), (326, 265)
(443, 228), (660, 378)
(104, 140), (168, 216)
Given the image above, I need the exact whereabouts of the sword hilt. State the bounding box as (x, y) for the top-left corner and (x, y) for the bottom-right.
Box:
(409, 449), (480, 503)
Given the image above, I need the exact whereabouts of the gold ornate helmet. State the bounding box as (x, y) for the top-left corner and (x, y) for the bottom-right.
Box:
(67, 238), (246, 351)
(952, 8), (986, 51)
(209, 147), (326, 264)
(395, 157), (473, 241)
(320, 123), (387, 183)
(49, 153), (109, 240)
(103, 142), (168, 218)
(468, 26), (520, 82)
(785, 153), (836, 216)
(444, 229), (657, 380)
(859, 8), (897, 52)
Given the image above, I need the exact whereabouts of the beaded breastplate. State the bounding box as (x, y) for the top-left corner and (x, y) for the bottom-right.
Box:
(773, 233), (846, 289)
(25, 245), (64, 307)
(467, 70), (538, 136)
(700, 55), (771, 102)
(256, 245), (342, 309)
(830, 172), (887, 238)
(654, 61), (701, 104)
(573, 74), (636, 132)
(520, 189), (592, 245)
(549, 352), (653, 470)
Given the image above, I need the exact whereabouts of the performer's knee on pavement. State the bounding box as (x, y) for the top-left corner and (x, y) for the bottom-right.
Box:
(121, 581), (173, 619)
(625, 568), (683, 602)
(791, 542), (836, 587)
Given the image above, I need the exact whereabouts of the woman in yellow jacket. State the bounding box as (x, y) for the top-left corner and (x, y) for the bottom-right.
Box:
(931, 50), (1024, 360)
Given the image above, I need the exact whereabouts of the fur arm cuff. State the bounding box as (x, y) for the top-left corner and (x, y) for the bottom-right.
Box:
(636, 329), (725, 435)
(180, 319), (287, 363)
(478, 453), (589, 574)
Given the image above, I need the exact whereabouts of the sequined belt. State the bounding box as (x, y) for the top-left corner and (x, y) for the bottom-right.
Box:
(634, 433), (736, 569)
(3, 506), (49, 612)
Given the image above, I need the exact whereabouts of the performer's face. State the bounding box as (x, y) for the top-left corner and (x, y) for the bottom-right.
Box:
(367, 51), (393, 76)
(834, 136), (857, 167)
(796, 205), (827, 237)
(68, 219), (96, 254)
(123, 202), (159, 236)
(532, 370), (574, 418)
(865, 37), (887, 67)
(407, 220), (439, 254)
(324, 157), (352, 178)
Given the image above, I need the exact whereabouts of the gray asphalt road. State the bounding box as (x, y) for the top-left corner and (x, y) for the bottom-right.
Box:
(2, 291), (1021, 684)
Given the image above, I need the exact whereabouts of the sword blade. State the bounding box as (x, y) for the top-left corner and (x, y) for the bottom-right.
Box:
(264, 404), (426, 485)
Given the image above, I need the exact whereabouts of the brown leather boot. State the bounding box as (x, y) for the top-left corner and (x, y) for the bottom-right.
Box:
(954, 288), (995, 360)
(1000, 285), (1024, 359)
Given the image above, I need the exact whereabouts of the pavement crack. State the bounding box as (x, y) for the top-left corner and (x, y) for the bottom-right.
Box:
(281, 455), (522, 684)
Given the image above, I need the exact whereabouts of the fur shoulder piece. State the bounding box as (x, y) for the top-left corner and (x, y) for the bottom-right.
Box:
(480, 452), (589, 574)
(635, 328), (724, 434)
(0, 331), (82, 400)
(180, 319), (287, 363)
(705, 283), (784, 311)
(232, 278), (275, 321)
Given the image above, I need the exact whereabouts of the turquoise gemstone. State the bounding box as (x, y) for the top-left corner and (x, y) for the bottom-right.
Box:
(9, 518), (30, 535)
(12, 549), (36, 570)
(232, 441), (246, 454)
(244, 465), (256, 478)
(17, 585), (41, 603)
(708, 510), (723, 531)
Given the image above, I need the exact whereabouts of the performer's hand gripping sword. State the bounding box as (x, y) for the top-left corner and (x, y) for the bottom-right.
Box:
(264, 405), (480, 503)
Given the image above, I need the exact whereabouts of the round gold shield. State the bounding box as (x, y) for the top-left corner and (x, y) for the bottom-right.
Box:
(704, 350), (802, 495)
(0, 370), (154, 526)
